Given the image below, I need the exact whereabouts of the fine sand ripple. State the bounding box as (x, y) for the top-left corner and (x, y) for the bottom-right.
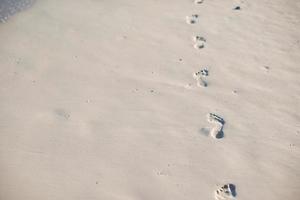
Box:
(0, 0), (35, 22)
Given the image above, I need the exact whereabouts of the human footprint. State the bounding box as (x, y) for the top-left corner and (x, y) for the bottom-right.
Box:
(193, 35), (206, 49)
(186, 14), (199, 24)
(207, 113), (225, 139)
(215, 184), (236, 200)
(193, 68), (209, 87)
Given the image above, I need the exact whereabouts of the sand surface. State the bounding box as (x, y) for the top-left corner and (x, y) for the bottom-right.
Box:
(0, 0), (300, 199)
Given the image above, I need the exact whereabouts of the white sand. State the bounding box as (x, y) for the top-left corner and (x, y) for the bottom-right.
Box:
(0, 0), (300, 199)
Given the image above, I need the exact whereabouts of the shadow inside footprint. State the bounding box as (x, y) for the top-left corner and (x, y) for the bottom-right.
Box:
(194, 0), (204, 4)
(209, 113), (225, 125)
(233, 6), (241, 10)
(215, 130), (224, 139)
(229, 184), (237, 197)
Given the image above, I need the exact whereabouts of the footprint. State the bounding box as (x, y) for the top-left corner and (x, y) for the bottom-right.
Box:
(186, 14), (199, 24)
(194, 43), (205, 49)
(193, 36), (206, 49)
(207, 113), (225, 139)
(193, 72), (207, 87)
(215, 184), (236, 200)
(193, 68), (209, 87)
(0, 0), (35, 23)
(194, 0), (204, 4)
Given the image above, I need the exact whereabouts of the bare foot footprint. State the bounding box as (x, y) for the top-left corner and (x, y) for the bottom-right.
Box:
(215, 184), (236, 200)
(193, 68), (209, 87)
(193, 36), (206, 49)
(207, 113), (225, 139)
(186, 14), (199, 24)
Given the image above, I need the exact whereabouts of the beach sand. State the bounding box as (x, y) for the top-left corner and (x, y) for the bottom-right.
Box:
(0, 0), (299, 199)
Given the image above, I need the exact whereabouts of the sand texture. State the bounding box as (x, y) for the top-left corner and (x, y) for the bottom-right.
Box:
(0, 0), (299, 199)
